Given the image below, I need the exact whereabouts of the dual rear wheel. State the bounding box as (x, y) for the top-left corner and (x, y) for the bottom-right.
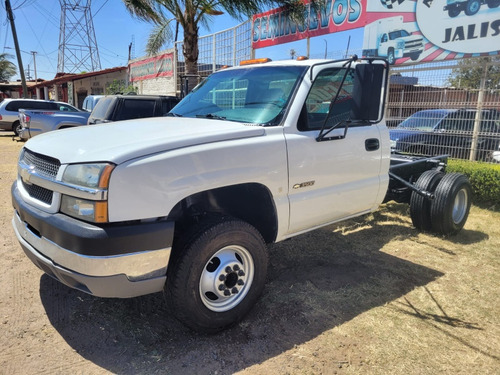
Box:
(410, 171), (471, 235)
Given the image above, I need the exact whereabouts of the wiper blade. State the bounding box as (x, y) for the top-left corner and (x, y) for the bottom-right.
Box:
(165, 112), (183, 117)
(195, 113), (226, 120)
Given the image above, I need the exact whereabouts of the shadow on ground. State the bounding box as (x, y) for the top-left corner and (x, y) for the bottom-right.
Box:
(39, 206), (485, 374)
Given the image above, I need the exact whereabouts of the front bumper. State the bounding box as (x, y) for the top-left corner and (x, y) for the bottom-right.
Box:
(12, 183), (174, 298)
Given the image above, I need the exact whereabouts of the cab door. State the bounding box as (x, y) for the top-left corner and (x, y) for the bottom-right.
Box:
(285, 65), (387, 234)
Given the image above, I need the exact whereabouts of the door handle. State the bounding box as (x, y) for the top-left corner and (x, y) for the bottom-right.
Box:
(365, 138), (379, 151)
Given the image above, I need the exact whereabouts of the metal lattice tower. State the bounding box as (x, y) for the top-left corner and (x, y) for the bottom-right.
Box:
(57, 0), (101, 73)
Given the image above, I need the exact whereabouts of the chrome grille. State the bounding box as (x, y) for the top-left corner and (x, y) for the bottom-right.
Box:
(22, 181), (53, 205)
(406, 39), (423, 49)
(21, 148), (60, 179)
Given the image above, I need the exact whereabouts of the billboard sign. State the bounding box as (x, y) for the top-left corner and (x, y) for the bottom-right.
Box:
(363, 0), (500, 65)
(252, 0), (366, 49)
(129, 52), (174, 82)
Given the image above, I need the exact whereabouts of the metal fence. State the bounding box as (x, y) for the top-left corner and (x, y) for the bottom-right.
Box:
(174, 20), (252, 96)
(387, 58), (500, 162)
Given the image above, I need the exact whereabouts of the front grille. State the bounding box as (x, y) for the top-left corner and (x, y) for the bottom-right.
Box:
(22, 181), (53, 205)
(21, 148), (60, 179)
(406, 39), (423, 49)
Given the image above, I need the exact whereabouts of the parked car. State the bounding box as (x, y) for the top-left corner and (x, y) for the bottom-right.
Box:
(87, 94), (180, 125)
(390, 109), (500, 160)
(0, 98), (77, 136)
(18, 104), (91, 140)
(490, 144), (500, 163)
(81, 95), (104, 112)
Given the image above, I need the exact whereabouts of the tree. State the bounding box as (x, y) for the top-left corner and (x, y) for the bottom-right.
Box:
(0, 53), (17, 82)
(121, 1), (312, 87)
(105, 79), (138, 94)
(447, 56), (500, 90)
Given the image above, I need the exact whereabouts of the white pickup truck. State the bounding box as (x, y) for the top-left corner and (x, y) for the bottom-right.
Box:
(11, 56), (471, 333)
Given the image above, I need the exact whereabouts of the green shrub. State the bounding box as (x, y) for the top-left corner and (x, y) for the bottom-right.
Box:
(447, 159), (500, 206)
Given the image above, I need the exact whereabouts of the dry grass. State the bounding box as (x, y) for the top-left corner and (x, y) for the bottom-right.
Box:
(250, 204), (500, 374)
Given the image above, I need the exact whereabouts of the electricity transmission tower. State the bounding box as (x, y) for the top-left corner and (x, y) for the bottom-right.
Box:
(58, 0), (101, 73)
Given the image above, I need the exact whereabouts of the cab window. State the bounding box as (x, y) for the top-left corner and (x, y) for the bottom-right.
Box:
(299, 68), (355, 131)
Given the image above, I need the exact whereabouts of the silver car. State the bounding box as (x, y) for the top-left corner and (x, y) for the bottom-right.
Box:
(0, 99), (67, 136)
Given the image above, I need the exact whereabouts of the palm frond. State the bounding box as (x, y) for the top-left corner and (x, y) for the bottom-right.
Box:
(146, 19), (175, 55)
(122, 0), (162, 23)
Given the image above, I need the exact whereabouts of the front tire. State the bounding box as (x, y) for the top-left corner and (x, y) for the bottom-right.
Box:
(387, 49), (395, 65)
(448, 7), (461, 17)
(430, 173), (472, 235)
(165, 216), (268, 333)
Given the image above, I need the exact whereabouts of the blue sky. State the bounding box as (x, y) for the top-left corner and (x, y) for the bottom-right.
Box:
(1, 0), (363, 81)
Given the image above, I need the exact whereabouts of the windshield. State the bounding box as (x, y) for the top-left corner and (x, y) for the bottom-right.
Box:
(389, 30), (410, 39)
(171, 65), (306, 125)
(397, 110), (451, 131)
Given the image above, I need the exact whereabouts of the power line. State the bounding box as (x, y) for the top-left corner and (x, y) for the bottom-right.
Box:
(93, 0), (109, 17)
(20, 8), (56, 73)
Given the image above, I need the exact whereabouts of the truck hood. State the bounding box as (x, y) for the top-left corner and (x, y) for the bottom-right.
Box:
(23, 117), (265, 164)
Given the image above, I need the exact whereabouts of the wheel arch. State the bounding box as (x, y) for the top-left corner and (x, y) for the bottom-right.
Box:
(168, 182), (278, 244)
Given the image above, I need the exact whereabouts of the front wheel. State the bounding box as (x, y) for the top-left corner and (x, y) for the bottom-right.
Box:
(165, 216), (268, 333)
(430, 173), (472, 235)
(448, 7), (461, 17)
(387, 49), (395, 65)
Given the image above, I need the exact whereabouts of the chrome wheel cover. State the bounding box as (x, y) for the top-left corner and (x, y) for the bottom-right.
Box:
(452, 188), (468, 224)
(199, 245), (254, 312)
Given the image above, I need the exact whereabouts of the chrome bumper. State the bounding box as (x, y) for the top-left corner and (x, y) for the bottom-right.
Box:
(12, 211), (171, 298)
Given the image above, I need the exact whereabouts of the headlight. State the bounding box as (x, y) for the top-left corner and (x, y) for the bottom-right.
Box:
(397, 41), (405, 49)
(60, 163), (114, 223)
(62, 163), (113, 188)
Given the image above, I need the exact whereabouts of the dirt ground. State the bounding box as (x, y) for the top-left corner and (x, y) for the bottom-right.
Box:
(0, 131), (499, 375)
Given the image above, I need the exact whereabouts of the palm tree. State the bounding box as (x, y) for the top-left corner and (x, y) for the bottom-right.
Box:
(0, 53), (17, 82)
(122, 1), (309, 81)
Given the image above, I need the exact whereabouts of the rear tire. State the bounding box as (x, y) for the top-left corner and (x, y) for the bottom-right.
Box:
(465, 0), (481, 15)
(430, 173), (471, 235)
(410, 170), (444, 231)
(487, 0), (500, 7)
(12, 121), (21, 136)
(165, 216), (268, 333)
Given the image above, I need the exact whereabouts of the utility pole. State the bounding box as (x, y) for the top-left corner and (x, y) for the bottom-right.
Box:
(25, 64), (31, 80)
(30, 51), (38, 82)
(5, 0), (28, 98)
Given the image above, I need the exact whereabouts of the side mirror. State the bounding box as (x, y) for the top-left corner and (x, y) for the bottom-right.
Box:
(350, 62), (387, 123)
